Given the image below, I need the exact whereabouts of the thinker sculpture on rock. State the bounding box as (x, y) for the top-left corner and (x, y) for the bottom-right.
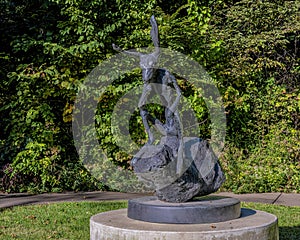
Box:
(113, 15), (225, 203)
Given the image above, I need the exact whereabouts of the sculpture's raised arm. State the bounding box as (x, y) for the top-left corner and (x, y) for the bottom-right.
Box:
(162, 71), (182, 117)
(112, 43), (142, 57)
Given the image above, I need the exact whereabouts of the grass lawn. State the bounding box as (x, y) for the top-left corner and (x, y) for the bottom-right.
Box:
(0, 201), (299, 239)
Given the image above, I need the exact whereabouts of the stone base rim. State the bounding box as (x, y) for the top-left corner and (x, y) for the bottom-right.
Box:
(90, 208), (279, 240)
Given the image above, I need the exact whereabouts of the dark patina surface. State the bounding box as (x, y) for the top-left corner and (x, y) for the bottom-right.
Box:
(113, 16), (225, 203)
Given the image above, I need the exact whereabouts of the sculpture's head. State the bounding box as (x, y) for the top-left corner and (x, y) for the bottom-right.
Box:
(112, 15), (160, 82)
(140, 53), (158, 81)
(140, 15), (160, 81)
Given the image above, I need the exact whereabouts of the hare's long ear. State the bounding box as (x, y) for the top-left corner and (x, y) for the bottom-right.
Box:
(150, 15), (159, 49)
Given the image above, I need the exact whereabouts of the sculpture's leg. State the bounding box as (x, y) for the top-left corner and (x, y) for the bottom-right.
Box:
(139, 83), (154, 145)
(140, 108), (154, 144)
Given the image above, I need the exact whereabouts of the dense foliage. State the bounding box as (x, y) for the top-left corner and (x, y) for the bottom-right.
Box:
(211, 0), (300, 192)
(0, 0), (299, 193)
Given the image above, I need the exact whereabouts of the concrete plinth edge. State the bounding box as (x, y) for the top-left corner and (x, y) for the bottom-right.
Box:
(90, 208), (278, 240)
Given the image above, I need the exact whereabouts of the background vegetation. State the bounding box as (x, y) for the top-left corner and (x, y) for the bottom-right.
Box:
(0, 0), (299, 193)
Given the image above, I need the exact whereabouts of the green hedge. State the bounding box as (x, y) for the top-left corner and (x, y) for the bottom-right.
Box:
(0, 0), (299, 193)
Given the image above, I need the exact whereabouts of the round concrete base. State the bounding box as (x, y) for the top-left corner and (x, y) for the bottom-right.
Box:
(90, 208), (278, 240)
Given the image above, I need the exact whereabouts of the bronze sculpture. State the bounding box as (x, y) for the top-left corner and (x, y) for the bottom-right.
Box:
(113, 16), (225, 202)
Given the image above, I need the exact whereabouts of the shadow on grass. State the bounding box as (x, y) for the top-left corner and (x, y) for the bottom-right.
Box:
(280, 226), (300, 240)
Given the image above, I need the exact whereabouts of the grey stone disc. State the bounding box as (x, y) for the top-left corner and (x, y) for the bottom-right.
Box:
(91, 208), (279, 240)
(127, 195), (241, 224)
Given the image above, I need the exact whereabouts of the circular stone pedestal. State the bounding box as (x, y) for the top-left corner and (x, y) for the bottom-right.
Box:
(128, 196), (241, 224)
(90, 208), (278, 240)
